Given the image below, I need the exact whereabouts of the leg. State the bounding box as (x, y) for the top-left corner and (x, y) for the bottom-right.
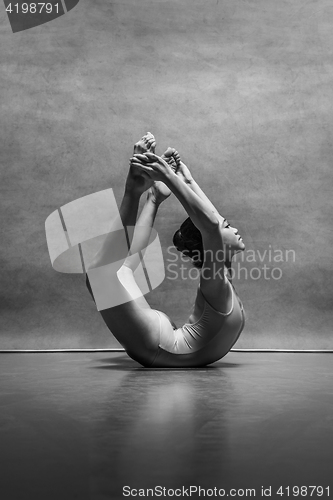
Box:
(86, 134), (170, 363)
(87, 133), (156, 270)
(122, 182), (171, 272)
(95, 191), (169, 362)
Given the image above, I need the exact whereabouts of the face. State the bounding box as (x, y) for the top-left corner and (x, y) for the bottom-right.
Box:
(221, 218), (245, 259)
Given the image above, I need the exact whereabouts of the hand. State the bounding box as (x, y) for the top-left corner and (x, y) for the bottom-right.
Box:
(148, 181), (172, 205)
(130, 152), (174, 182)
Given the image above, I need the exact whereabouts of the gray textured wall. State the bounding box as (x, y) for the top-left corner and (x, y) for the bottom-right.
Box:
(1, 0), (332, 349)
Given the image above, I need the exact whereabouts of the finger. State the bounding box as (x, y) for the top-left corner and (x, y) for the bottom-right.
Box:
(133, 153), (150, 161)
(143, 152), (160, 161)
(130, 160), (147, 168)
(130, 159), (146, 168)
(145, 152), (169, 167)
(131, 161), (153, 174)
(130, 157), (145, 165)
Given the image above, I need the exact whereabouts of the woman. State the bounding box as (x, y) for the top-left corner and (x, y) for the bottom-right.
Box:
(86, 132), (245, 368)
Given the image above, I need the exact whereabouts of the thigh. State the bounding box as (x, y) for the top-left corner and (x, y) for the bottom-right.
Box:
(100, 300), (160, 355)
(86, 268), (160, 356)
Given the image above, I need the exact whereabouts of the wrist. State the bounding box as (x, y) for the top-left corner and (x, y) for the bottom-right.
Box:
(163, 169), (178, 187)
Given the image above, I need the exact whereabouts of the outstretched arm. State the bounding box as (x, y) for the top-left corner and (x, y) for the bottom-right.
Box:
(179, 166), (221, 218)
(131, 152), (235, 313)
(131, 153), (220, 236)
(163, 149), (222, 221)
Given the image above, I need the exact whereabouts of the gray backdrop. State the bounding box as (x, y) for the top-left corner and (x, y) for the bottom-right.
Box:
(1, 0), (332, 349)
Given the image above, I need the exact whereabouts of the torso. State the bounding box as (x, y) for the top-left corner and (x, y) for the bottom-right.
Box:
(149, 279), (245, 368)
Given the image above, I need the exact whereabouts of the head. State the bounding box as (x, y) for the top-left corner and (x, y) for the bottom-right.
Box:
(220, 217), (245, 261)
(173, 217), (204, 268)
(173, 217), (245, 268)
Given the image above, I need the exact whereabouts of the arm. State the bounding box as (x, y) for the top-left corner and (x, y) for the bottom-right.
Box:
(187, 179), (220, 217)
(131, 154), (230, 311)
(131, 153), (220, 235)
(170, 155), (222, 221)
(169, 159), (231, 306)
(166, 173), (220, 234)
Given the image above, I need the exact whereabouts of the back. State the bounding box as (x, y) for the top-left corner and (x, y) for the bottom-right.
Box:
(150, 280), (245, 368)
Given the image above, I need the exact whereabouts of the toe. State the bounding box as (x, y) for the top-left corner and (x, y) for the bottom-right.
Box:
(163, 147), (175, 157)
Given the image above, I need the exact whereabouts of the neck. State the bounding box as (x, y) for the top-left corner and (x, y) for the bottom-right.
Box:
(224, 261), (232, 281)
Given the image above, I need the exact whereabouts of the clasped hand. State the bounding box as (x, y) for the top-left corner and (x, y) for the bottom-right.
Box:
(130, 153), (174, 182)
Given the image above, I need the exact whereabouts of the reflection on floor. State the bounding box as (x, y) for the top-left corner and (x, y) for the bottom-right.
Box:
(0, 352), (332, 500)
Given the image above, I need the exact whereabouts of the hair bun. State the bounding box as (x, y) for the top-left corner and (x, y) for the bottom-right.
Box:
(173, 229), (186, 252)
(172, 220), (204, 268)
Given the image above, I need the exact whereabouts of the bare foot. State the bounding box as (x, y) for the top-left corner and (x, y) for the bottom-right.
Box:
(148, 181), (171, 204)
(161, 147), (181, 171)
(133, 132), (156, 155)
(162, 147), (193, 184)
(125, 132), (156, 195)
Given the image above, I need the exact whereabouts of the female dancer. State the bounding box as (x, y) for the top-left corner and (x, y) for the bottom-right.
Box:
(86, 133), (245, 368)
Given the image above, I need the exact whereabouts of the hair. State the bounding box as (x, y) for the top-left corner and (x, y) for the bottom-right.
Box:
(172, 217), (204, 268)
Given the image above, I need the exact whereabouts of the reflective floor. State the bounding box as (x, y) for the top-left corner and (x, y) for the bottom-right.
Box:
(0, 352), (332, 500)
